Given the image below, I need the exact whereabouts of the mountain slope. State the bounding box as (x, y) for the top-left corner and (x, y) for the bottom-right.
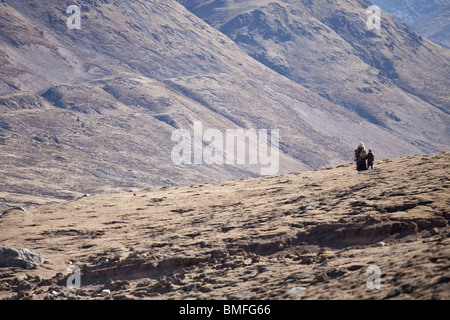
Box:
(0, 0), (449, 208)
(372, 0), (450, 49)
(180, 0), (450, 139)
(0, 152), (449, 300)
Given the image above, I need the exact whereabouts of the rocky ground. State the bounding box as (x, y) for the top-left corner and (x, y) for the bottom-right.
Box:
(0, 152), (449, 300)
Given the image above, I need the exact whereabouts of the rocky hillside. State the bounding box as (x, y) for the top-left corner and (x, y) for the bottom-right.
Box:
(181, 0), (449, 121)
(0, 0), (449, 209)
(0, 152), (448, 300)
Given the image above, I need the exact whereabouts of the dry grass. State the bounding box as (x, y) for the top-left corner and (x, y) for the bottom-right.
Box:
(0, 152), (448, 300)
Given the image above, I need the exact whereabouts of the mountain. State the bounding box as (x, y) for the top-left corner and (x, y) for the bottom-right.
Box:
(180, 0), (449, 122)
(371, 0), (450, 49)
(1, 152), (449, 300)
(0, 0), (449, 208)
(371, 0), (448, 25)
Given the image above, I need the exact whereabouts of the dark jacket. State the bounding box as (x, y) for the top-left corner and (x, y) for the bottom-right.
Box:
(367, 151), (374, 165)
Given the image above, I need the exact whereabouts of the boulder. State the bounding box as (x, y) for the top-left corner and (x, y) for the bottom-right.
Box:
(0, 247), (44, 269)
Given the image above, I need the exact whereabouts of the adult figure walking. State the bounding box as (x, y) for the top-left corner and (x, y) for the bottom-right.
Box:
(355, 142), (367, 171)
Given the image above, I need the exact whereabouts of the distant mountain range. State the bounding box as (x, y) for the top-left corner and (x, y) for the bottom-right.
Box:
(372, 0), (450, 49)
(0, 0), (448, 207)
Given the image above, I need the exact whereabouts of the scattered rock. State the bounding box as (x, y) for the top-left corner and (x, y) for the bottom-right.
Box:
(351, 200), (367, 207)
(422, 231), (433, 238)
(407, 222), (419, 234)
(108, 280), (130, 291)
(366, 215), (382, 224)
(257, 266), (268, 273)
(210, 249), (228, 259)
(401, 283), (415, 294)
(299, 254), (316, 265)
(76, 289), (90, 296)
(172, 277), (183, 285)
(435, 276), (449, 284)
(0, 247), (44, 269)
(182, 283), (196, 292)
(311, 272), (328, 284)
(347, 265), (363, 271)
(199, 284), (213, 293)
(326, 266), (347, 278)
(39, 278), (53, 286)
(384, 287), (401, 299)
(403, 201), (418, 210)
(44, 293), (55, 300)
(430, 228), (440, 236)
(17, 280), (32, 291)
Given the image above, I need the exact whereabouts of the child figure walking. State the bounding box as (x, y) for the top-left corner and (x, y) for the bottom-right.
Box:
(367, 149), (374, 170)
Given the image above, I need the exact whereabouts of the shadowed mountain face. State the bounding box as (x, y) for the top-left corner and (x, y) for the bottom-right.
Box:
(372, 0), (450, 49)
(0, 0), (449, 207)
(180, 0), (449, 116)
(371, 0), (448, 24)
